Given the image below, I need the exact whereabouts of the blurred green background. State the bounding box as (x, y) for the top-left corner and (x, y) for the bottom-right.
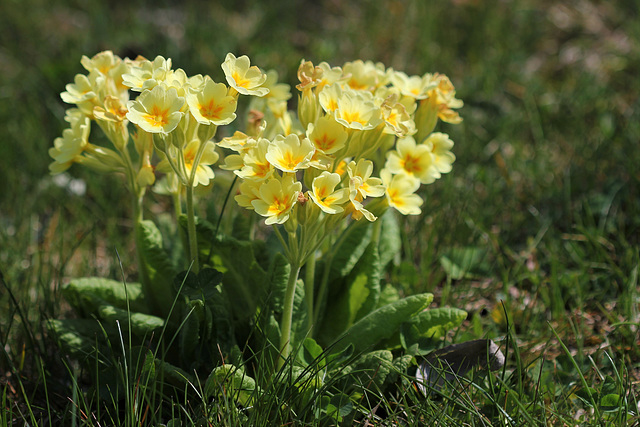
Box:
(1, 0), (639, 376)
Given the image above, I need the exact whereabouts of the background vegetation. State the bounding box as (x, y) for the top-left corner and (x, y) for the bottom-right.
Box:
(1, 0), (638, 424)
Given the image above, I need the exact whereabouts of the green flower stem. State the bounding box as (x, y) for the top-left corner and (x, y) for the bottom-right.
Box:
(304, 251), (316, 334)
(185, 184), (199, 273)
(278, 261), (301, 370)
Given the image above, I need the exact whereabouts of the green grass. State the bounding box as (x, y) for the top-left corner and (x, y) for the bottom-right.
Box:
(1, 0), (639, 425)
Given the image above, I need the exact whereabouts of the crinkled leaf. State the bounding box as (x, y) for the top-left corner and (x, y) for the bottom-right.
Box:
(137, 220), (177, 314)
(47, 318), (112, 358)
(268, 253), (290, 313)
(343, 350), (394, 391)
(330, 293), (433, 354)
(329, 221), (372, 284)
(205, 364), (259, 407)
(96, 304), (165, 337)
(318, 242), (381, 344)
(376, 283), (400, 309)
(209, 235), (268, 322)
(400, 308), (468, 355)
(62, 278), (147, 314)
(378, 210), (401, 269)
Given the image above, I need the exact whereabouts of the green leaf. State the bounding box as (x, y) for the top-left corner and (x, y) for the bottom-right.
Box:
(330, 293), (433, 354)
(268, 253), (290, 313)
(137, 220), (178, 315)
(210, 235), (269, 322)
(47, 318), (111, 358)
(343, 350), (394, 391)
(205, 364), (260, 407)
(329, 221), (372, 284)
(96, 304), (165, 337)
(378, 210), (402, 269)
(376, 283), (400, 309)
(439, 246), (490, 280)
(318, 242), (381, 344)
(62, 277), (147, 314)
(298, 338), (326, 371)
(600, 393), (622, 410)
(400, 308), (468, 354)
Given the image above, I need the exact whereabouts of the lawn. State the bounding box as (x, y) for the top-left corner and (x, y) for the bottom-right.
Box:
(1, 0), (639, 425)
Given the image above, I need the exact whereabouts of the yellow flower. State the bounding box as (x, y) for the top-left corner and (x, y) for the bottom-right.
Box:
(60, 71), (103, 116)
(221, 53), (269, 97)
(81, 50), (120, 76)
(307, 115), (348, 154)
(380, 169), (423, 215)
(318, 84), (343, 114)
(234, 179), (262, 210)
(184, 139), (219, 186)
(308, 172), (350, 214)
(126, 85), (185, 135)
(122, 55), (172, 92)
(342, 59), (388, 91)
(252, 175), (302, 225)
(347, 159), (385, 199)
(265, 134), (315, 173)
(186, 79), (237, 125)
(390, 71), (438, 100)
(48, 116), (91, 174)
(425, 132), (456, 175)
(381, 95), (416, 137)
(235, 138), (274, 181)
(334, 90), (382, 131)
(385, 136), (437, 184)
(218, 131), (257, 153)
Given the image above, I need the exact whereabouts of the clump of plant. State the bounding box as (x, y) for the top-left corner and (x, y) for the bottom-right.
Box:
(48, 50), (468, 423)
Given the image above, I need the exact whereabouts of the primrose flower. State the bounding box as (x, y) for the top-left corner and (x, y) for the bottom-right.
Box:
(381, 96), (416, 137)
(381, 169), (423, 215)
(318, 84), (343, 114)
(342, 59), (388, 91)
(334, 90), (382, 131)
(122, 55), (172, 92)
(218, 131), (257, 153)
(425, 132), (456, 175)
(222, 53), (269, 97)
(235, 138), (274, 181)
(385, 136), (437, 184)
(390, 71), (438, 100)
(126, 85), (185, 135)
(347, 159), (385, 200)
(48, 116), (91, 174)
(251, 175), (302, 225)
(265, 134), (315, 173)
(156, 139), (219, 186)
(307, 115), (348, 154)
(186, 79), (237, 125)
(234, 179), (262, 210)
(308, 172), (350, 214)
(60, 72), (103, 116)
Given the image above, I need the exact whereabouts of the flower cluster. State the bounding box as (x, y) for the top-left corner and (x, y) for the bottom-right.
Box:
(225, 59), (462, 226)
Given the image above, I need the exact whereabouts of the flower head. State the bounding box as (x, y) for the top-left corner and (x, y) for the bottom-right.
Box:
(251, 175), (302, 225)
(307, 115), (348, 154)
(385, 136), (437, 184)
(265, 134), (315, 173)
(222, 53), (269, 97)
(334, 90), (382, 131)
(126, 85), (185, 135)
(381, 169), (423, 215)
(186, 79), (237, 125)
(308, 172), (350, 214)
(49, 116), (91, 174)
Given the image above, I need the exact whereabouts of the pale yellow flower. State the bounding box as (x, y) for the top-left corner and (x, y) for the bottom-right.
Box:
(186, 79), (237, 125)
(265, 134), (315, 173)
(307, 115), (348, 154)
(390, 71), (438, 100)
(342, 60), (388, 91)
(381, 95), (416, 137)
(218, 131), (257, 153)
(318, 84), (343, 114)
(60, 71), (103, 116)
(122, 55), (172, 92)
(81, 50), (120, 75)
(380, 169), (423, 215)
(334, 90), (382, 131)
(425, 132), (456, 175)
(308, 172), (350, 214)
(235, 138), (274, 181)
(385, 136), (437, 184)
(251, 175), (302, 225)
(234, 179), (262, 210)
(126, 85), (185, 135)
(221, 53), (269, 97)
(157, 139), (219, 186)
(347, 159), (385, 200)
(48, 116), (91, 174)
